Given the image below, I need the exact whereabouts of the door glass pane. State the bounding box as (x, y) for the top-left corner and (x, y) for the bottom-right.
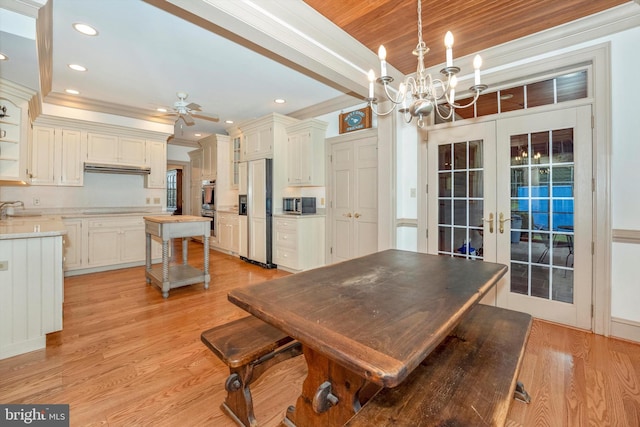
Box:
(509, 128), (574, 303)
(438, 140), (484, 260)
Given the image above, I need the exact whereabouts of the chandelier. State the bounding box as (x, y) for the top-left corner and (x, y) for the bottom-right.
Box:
(366, 0), (487, 128)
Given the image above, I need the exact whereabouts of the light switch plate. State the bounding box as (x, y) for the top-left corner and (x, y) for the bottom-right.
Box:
(0, 260), (8, 271)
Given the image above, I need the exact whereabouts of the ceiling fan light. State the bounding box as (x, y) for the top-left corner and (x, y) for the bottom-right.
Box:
(274, 98), (286, 104)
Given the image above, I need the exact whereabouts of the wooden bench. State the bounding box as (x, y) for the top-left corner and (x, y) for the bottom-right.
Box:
(201, 316), (302, 427)
(345, 304), (532, 427)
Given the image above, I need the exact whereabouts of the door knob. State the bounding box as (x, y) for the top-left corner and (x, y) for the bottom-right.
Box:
(499, 212), (511, 234)
(354, 213), (361, 218)
(482, 212), (494, 234)
(343, 212), (352, 218)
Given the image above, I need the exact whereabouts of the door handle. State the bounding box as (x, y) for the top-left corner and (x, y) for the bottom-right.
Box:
(482, 212), (494, 234)
(354, 213), (361, 218)
(499, 212), (511, 234)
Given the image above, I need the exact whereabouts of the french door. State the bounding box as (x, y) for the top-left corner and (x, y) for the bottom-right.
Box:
(426, 106), (592, 329)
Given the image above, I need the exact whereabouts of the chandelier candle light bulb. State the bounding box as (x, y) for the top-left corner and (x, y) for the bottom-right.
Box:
(378, 45), (388, 77)
(473, 54), (483, 86)
(368, 69), (376, 98)
(444, 31), (454, 67)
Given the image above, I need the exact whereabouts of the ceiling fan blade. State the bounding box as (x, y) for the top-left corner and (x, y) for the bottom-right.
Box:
(186, 102), (201, 111)
(192, 112), (219, 122)
(180, 114), (195, 126)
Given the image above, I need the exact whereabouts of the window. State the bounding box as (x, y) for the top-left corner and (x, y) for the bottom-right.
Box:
(166, 169), (177, 212)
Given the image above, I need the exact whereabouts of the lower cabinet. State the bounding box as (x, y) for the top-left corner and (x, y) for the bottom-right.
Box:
(217, 212), (239, 253)
(63, 215), (162, 274)
(273, 215), (325, 272)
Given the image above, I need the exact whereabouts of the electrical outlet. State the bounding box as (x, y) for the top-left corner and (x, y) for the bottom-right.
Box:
(0, 260), (8, 271)
(154, 197), (160, 204)
(33, 197), (40, 206)
(321, 197), (325, 206)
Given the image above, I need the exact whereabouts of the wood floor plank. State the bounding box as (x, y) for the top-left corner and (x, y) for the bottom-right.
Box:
(1, 241), (639, 426)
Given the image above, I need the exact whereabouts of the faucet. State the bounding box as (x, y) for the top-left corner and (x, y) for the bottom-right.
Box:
(0, 201), (24, 219)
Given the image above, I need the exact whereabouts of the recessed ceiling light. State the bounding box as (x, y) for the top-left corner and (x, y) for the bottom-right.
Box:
(225, 120), (234, 124)
(0, 53), (8, 61)
(65, 89), (80, 95)
(194, 133), (202, 137)
(68, 64), (87, 72)
(73, 23), (98, 36)
(157, 108), (167, 113)
(274, 99), (286, 104)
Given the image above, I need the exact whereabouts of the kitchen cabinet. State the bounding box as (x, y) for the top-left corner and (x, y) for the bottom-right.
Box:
(62, 218), (83, 270)
(238, 161), (247, 195)
(217, 211), (239, 253)
(29, 126), (83, 186)
(285, 119), (327, 186)
(241, 113), (298, 161)
(239, 214), (248, 257)
(87, 132), (146, 166)
(0, 80), (34, 184)
(189, 149), (203, 216)
(229, 127), (243, 188)
(201, 136), (218, 181)
(145, 140), (166, 188)
(273, 215), (325, 272)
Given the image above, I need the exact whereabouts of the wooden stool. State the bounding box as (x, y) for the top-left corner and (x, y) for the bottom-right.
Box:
(201, 316), (302, 427)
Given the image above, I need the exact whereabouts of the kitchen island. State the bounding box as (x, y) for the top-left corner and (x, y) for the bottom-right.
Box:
(0, 215), (67, 360)
(144, 215), (212, 298)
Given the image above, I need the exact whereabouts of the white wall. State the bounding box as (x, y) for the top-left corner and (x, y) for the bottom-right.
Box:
(610, 26), (640, 324)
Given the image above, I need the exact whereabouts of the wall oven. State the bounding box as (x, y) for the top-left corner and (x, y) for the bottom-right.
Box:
(202, 181), (216, 237)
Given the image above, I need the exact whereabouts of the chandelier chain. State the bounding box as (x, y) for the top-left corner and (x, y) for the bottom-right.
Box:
(417, 0), (422, 45)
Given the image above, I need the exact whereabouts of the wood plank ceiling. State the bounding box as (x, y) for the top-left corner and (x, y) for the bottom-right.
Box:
(304, 0), (630, 75)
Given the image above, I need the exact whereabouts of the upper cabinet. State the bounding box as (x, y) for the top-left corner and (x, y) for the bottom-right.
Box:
(285, 119), (327, 186)
(241, 113), (298, 161)
(228, 126), (243, 189)
(30, 126), (83, 186)
(87, 133), (146, 166)
(200, 135), (218, 181)
(145, 140), (166, 189)
(0, 80), (36, 184)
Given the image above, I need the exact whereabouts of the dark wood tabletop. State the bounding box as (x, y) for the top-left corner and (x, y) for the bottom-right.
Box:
(228, 249), (508, 388)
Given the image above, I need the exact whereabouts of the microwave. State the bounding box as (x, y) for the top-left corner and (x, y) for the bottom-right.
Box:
(283, 197), (316, 215)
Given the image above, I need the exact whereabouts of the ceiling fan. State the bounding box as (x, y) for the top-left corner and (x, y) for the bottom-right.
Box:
(163, 92), (219, 126)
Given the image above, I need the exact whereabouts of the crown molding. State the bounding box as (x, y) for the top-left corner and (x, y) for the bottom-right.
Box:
(167, 136), (198, 148)
(0, 0), (44, 18)
(44, 92), (176, 125)
(289, 93), (362, 120)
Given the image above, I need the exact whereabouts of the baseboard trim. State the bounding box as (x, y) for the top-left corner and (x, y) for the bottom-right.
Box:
(610, 317), (640, 343)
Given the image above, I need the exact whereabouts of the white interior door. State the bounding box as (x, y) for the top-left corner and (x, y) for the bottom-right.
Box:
(496, 106), (592, 329)
(426, 106), (592, 329)
(329, 135), (378, 263)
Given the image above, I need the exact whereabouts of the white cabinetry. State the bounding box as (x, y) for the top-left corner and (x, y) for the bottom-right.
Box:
(241, 113), (298, 161)
(87, 132), (146, 166)
(217, 212), (239, 253)
(285, 119), (327, 186)
(201, 136), (218, 181)
(273, 215), (325, 272)
(145, 140), (166, 188)
(30, 126), (83, 186)
(0, 80), (34, 184)
(62, 218), (83, 270)
(87, 217), (147, 267)
(229, 127), (243, 188)
(189, 149), (203, 217)
(0, 235), (64, 360)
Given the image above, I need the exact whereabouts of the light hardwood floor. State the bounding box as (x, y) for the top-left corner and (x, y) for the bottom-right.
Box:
(1, 241), (639, 426)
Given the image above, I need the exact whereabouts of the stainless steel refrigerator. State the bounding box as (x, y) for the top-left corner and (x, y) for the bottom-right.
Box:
(241, 158), (275, 268)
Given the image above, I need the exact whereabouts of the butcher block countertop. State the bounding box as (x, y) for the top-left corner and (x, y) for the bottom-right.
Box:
(143, 215), (212, 223)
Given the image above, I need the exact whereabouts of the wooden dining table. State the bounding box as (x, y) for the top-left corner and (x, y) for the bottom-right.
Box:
(228, 249), (508, 427)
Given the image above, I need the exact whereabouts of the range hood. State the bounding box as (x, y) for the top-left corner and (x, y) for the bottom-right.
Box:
(84, 162), (151, 175)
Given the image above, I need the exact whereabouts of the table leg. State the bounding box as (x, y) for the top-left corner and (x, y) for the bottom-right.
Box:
(284, 346), (368, 427)
(203, 234), (210, 289)
(162, 239), (169, 298)
(145, 232), (151, 284)
(182, 237), (188, 265)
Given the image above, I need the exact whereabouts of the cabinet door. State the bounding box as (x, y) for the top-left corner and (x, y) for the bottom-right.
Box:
(249, 217), (266, 263)
(245, 126), (272, 160)
(87, 133), (119, 163)
(120, 227), (146, 263)
(239, 215), (248, 257)
(59, 129), (83, 186)
(62, 219), (83, 270)
(201, 139), (217, 181)
(145, 140), (166, 188)
(119, 137), (146, 165)
(30, 126), (56, 185)
(287, 134), (302, 185)
(238, 162), (247, 194)
(87, 227), (120, 266)
(298, 132), (313, 184)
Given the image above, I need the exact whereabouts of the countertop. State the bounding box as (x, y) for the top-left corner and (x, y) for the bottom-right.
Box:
(143, 215), (212, 224)
(0, 215), (68, 240)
